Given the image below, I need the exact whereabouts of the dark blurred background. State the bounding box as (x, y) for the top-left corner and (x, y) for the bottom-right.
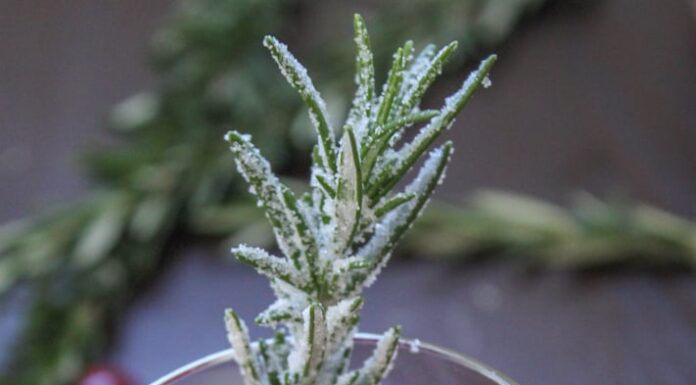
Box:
(1, 1), (695, 385)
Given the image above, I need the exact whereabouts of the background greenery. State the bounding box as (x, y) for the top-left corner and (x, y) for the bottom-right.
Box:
(0, 0), (694, 384)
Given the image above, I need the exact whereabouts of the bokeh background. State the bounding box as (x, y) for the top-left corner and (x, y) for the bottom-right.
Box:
(1, 1), (694, 385)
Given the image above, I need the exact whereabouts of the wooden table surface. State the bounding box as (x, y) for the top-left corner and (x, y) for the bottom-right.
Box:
(1, 1), (694, 384)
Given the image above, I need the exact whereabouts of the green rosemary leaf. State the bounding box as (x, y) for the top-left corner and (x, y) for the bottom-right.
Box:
(255, 300), (302, 327)
(225, 309), (263, 385)
(375, 42), (412, 125)
(334, 128), (363, 253)
(315, 174), (337, 198)
(72, 194), (131, 268)
(312, 144), (326, 171)
(374, 193), (416, 219)
(130, 194), (170, 241)
(396, 41), (459, 117)
(402, 44), (437, 91)
(349, 13), (375, 135)
(232, 245), (304, 290)
(365, 326), (401, 385)
(264, 36), (337, 174)
(289, 304), (326, 384)
(378, 109), (440, 144)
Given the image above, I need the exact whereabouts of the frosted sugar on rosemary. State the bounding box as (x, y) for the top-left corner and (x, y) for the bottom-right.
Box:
(224, 13), (496, 385)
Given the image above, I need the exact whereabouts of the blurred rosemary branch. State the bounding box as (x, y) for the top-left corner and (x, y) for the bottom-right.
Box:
(0, 0), (694, 384)
(409, 191), (696, 267)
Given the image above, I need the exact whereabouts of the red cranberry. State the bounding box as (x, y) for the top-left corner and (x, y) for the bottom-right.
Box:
(77, 365), (134, 385)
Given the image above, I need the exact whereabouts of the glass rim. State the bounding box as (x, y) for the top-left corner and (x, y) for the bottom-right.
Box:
(149, 332), (518, 385)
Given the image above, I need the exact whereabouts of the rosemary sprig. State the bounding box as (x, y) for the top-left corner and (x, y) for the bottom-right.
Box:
(222, 14), (496, 385)
(408, 191), (696, 267)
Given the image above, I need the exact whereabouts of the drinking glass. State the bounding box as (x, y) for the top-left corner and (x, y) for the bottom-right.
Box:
(150, 333), (518, 385)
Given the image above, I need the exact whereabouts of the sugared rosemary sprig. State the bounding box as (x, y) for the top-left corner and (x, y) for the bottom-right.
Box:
(222, 14), (496, 385)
